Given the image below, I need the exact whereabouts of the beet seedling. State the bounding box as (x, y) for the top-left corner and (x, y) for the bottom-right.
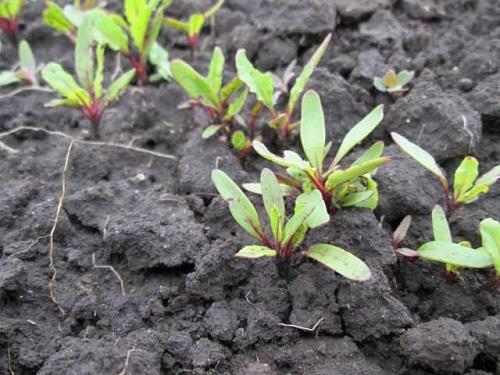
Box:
(418, 207), (497, 279)
(164, 0), (224, 50)
(391, 132), (500, 214)
(212, 168), (371, 281)
(249, 90), (389, 214)
(171, 46), (249, 144)
(42, 16), (135, 138)
(0, 0), (24, 44)
(373, 69), (414, 94)
(391, 215), (417, 257)
(235, 34), (331, 140)
(0, 40), (38, 87)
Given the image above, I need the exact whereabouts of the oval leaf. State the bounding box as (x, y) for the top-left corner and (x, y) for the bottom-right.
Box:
(235, 245), (277, 258)
(235, 49), (274, 108)
(418, 241), (493, 268)
(431, 205), (452, 242)
(300, 90), (325, 173)
(307, 244), (371, 281)
(480, 218), (500, 275)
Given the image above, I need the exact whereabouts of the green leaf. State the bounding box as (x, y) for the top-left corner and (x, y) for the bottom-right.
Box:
(461, 184), (489, 204)
(230, 130), (250, 151)
(325, 157), (390, 190)
(453, 157), (479, 202)
(252, 140), (310, 170)
(431, 205), (452, 242)
(281, 205), (314, 246)
(106, 69), (135, 103)
(235, 245), (276, 258)
(306, 244), (371, 281)
(242, 182), (295, 196)
(220, 77), (243, 102)
(0, 71), (20, 86)
(225, 88), (248, 120)
(339, 191), (373, 207)
(201, 124), (221, 139)
(300, 90), (325, 173)
(75, 14), (95, 91)
(396, 70), (414, 87)
(476, 165), (500, 186)
(391, 132), (448, 188)
(288, 33), (331, 114)
(143, 3), (165, 57)
(211, 169), (263, 239)
(188, 13), (204, 36)
(43, 1), (74, 33)
(480, 218), (500, 275)
(235, 49), (274, 108)
(41, 63), (90, 106)
(418, 241), (493, 269)
(93, 43), (105, 99)
(170, 59), (220, 110)
(203, 0), (224, 18)
(373, 77), (387, 92)
(208, 47), (224, 93)
(394, 215), (412, 245)
(124, 0), (151, 52)
(352, 141), (384, 167)
(332, 105), (384, 167)
(296, 189), (329, 229)
(18, 40), (35, 76)
(353, 176), (378, 209)
(93, 12), (129, 53)
(261, 168), (285, 241)
(148, 42), (171, 81)
(163, 17), (190, 32)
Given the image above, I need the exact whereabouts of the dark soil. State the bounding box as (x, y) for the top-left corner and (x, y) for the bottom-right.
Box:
(1, 0), (499, 374)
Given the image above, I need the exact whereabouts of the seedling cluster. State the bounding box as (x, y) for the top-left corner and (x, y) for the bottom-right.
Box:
(1, 0), (498, 285)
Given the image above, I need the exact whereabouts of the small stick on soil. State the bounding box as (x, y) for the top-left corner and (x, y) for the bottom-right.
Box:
(278, 317), (325, 334)
(0, 86), (53, 100)
(0, 126), (176, 160)
(48, 140), (75, 317)
(118, 347), (139, 375)
(91, 253), (126, 296)
(8, 345), (15, 375)
(0, 141), (19, 154)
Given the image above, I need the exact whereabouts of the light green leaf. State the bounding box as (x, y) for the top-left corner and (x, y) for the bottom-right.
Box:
(93, 12), (129, 53)
(18, 40), (36, 75)
(235, 49), (274, 108)
(163, 17), (190, 32)
(124, 0), (151, 51)
(373, 77), (387, 92)
(352, 141), (384, 167)
(476, 165), (500, 186)
(143, 3), (165, 56)
(225, 88), (248, 120)
(148, 42), (171, 81)
(480, 218), (500, 275)
(300, 90), (325, 173)
(391, 132), (448, 188)
(75, 14), (94, 91)
(0, 71), (20, 86)
(332, 105), (384, 166)
(63, 5), (86, 27)
(396, 70), (414, 87)
(261, 168), (285, 241)
(431, 205), (452, 242)
(93, 43), (104, 99)
(296, 189), (329, 228)
(252, 140), (310, 169)
(353, 176), (379, 209)
(106, 69), (135, 103)
(325, 157), (390, 190)
(170, 59), (220, 110)
(230, 130), (249, 151)
(203, 0), (224, 18)
(211, 169), (263, 239)
(208, 47), (224, 93)
(461, 184), (489, 204)
(188, 13), (204, 36)
(41, 63), (90, 106)
(418, 241), (493, 268)
(235, 245), (276, 258)
(220, 77), (243, 102)
(43, 1), (74, 33)
(339, 191), (374, 207)
(306, 244), (371, 281)
(202, 124), (221, 139)
(453, 156), (479, 202)
(288, 33), (331, 114)
(281, 205), (314, 246)
(242, 182), (295, 196)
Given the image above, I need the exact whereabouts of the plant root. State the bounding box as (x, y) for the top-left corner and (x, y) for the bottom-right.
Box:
(48, 140), (75, 317)
(92, 253), (126, 296)
(118, 347), (142, 375)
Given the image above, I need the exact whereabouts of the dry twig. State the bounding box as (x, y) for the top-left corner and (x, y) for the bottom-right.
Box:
(92, 253), (126, 296)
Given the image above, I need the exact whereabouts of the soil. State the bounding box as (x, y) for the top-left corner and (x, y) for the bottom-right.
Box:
(1, 0), (499, 374)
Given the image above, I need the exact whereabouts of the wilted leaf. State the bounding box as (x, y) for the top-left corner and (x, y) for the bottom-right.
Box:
(393, 215), (412, 245)
(306, 244), (371, 281)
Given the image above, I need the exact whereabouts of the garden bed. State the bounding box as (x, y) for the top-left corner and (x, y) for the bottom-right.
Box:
(0, 0), (499, 374)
